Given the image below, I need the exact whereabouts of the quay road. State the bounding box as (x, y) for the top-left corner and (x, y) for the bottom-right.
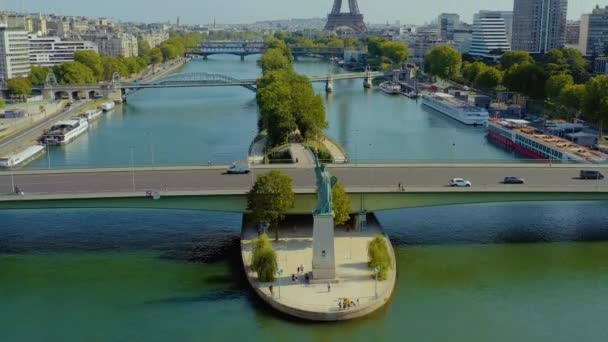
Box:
(1, 164), (607, 198)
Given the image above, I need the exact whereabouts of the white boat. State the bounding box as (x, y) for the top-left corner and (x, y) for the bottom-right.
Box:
(40, 118), (89, 145)
(0, 145), (45, 168)
(402, 91), (421, 99)
(422, 92), (489, 125)
(79, 108), (103, 121)
(101, 101), (115, 112)
(379, 82), (401, 95)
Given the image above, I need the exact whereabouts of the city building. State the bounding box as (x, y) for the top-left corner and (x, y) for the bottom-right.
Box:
(29, 35), (98, 67)
(453, 26), (473, 53)
(0, 24), (31, 82)
(31, 14), (48, 36)
(138, 31), (169, 48)
(469, 11), (511, 61)
(438, 13), (460, 41)
(83, 33), (138, 57)
(512, 0), (568, 54)
(565, 20), (580, 48)
(594, 56), (608, 74)
(579, 6), (608, 56)
(46, 18), (71, 37)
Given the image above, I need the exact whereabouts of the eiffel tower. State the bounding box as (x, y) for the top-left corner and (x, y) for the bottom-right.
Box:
(324, 0), (367, 33)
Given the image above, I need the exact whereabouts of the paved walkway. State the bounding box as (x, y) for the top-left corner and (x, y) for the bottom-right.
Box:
(241, 215), (396, 319)
(289, 143), (314, 165)
(321, 136), (348, 163)
(248, 136), (267, 164)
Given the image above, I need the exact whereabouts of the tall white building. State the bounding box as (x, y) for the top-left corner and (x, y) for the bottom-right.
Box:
(83, 33), (138, 58)
(469, 11), (511, 61)
(29, 35), (98, 67)
(0, 24), (30, 82)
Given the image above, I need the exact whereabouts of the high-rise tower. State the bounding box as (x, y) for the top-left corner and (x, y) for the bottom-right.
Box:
(324, 0), (367, 33)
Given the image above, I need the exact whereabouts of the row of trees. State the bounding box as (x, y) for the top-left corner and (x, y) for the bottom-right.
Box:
(256, 39), (328, 147)
(367, 37), (409, 70)
(4, 33), (204, 97)
(424, 45), (608, 124)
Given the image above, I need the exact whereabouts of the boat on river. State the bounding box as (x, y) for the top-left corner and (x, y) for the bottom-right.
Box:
(379, 82), (401, 95)
(79, 108), (103, 121)
(101, 102), (115, 112)
(39, 118), (89, 146)
(422, 92), (489, 125)
(0, 145), (45, 168)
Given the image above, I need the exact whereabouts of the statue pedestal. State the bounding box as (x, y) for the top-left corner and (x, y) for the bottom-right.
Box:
(312, 212), (336, 280)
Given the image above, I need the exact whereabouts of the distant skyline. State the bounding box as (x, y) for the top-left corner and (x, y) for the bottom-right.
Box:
(0, 0), (603, 25)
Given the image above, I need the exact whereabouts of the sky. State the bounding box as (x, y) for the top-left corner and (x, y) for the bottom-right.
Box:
(1, 0), (604, 25)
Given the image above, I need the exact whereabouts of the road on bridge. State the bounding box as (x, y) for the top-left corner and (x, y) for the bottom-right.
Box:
(1, 164), (607, 198)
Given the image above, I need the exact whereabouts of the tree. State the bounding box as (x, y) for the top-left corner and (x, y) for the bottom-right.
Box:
(380, 41), (409, 66)
(367, 235), (392, 281)
(332, 181), (352, 226)
(74, 50), (104, 81)
(6, 77), (32, 97)
(545, 74), (574, 100)
(463, 61), (487, 85)
(102, 57), (129, 80)
(367, 36), (388, 58)
(149, 48), (163, 64)
(562, 48), (589, 84)
(266, 37), (293, 62)
(251, 234), (278, 282)
(500, 51), (533, 70)
(56, 61), (96, 84)
(474, 67), (502, 90)
(582, 75), (608, 125)
(503, 62), (547, 99)
(259, 48), (292, 74)
(558, 84), (586, 118)
(247, 170), (295, 241)
(29, 66), (53, 85)
(424, 45), (462, 80)
(138, 40), (151, 57)
(0, 98), (5, 108)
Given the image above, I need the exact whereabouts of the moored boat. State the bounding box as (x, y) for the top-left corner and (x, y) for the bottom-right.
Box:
(422, 92), (489, 125)
(486, 119), (608, 163)
(0, 145), (46, 169)
(39, 118), (89, 146)
(79, 108), (103, 121)
(379, 82), (401, 95)
(101, 101), (115, 112)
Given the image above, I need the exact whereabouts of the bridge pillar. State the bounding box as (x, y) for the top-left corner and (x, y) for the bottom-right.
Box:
(325, 79), (334, 93)
(42, 89), (53, 101)
(363, 76), (372, 89)
(240, 55), (245, 61)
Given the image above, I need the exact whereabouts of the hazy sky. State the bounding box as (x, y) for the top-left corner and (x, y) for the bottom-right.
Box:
(1, 0), (603, 25)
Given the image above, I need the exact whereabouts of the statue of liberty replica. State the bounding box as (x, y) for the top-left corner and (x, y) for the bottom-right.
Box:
(312, 151), (338, 280)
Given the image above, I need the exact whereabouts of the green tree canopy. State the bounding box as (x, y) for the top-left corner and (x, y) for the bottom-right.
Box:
(138, 40), (151, 57)
(368, 235), (392, 280)
(0, 98), (5, 108)
(266, 37), (293, 62)
(500, 51), (533, 70)
(503, 62), (547, 99)
(424, 45), (462, 80)
(332, 181), (352, 226)
(582, 75), (608, 124)
(259, 48), (292, 74)
(29, 66), (53, 85)
(380, 41), (409, 66)
(474, 67), (503, 90)
(247, 170), (295, 241)
(545, 74), (574, 100)
(462, 61), (488, 84)
(56, 61), (97, 84)
(7, 77), (32, 97)
(74, 50), (104, 81)
(558, 84), (587, 118)
(102, 57), (129, 80)
(149, 48), (163, 64)
(251, 234), (278, 282)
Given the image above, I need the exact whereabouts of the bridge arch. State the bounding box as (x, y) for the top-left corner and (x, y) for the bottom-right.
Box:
(126, 72), (257, 93)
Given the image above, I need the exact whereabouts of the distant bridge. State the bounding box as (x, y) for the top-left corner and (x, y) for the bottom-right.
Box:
(186, 41), (353, 60)
(33, 70), (387, 100)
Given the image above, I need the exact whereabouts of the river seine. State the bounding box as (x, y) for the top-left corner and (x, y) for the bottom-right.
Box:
(4, 55), (607, 341)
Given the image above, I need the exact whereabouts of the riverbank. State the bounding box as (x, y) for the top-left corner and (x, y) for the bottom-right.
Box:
(241, 213), (396, 321)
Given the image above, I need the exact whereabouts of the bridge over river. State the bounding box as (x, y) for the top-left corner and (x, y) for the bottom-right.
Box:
(1, 164), (607, 212)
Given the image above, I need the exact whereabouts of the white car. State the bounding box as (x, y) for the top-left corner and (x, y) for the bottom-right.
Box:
(226, 163), (250, 174)
(449, 178), (472, 187)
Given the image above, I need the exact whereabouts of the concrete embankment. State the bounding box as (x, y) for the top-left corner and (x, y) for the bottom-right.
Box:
(240, 213), (396, 321)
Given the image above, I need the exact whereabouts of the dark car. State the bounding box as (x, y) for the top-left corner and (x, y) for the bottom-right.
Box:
(579, 170), (604, 180)
(503, 177), (525, 184)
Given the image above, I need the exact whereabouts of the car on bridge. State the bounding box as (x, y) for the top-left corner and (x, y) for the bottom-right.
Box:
(226, 163), (251, 175)
(449, 178), (472, 187)
(502, 177), (525, 184)
(579, 170), (604, 180)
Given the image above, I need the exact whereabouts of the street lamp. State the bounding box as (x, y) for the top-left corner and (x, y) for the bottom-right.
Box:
(276, 268), (283, 299)
(46, 144), (51, 169)
(129, 146), (136, 192)
(373, 266), (380, 299)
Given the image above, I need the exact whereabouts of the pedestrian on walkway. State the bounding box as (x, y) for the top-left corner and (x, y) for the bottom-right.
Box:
(397, 182), (402, 191)
(269, 285), (274, 296)
(297, 266), (300, 274)
(327, 282), (331, 292)
(300, 264), (304, 275)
